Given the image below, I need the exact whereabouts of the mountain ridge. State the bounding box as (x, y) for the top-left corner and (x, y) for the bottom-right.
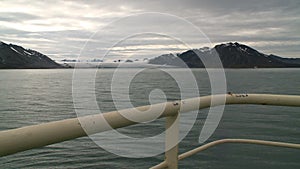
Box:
(1, 41), (300, 68)
(149, 42), (300, 68)
(0, 41), (61, 69)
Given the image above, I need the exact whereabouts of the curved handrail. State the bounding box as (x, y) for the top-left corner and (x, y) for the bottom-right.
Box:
(151, 139), (300, 169)
(1, 94), (300, 157)
(179, 139), (300, 160)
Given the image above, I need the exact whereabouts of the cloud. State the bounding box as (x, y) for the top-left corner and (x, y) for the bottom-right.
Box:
(1, 0), (299, 59)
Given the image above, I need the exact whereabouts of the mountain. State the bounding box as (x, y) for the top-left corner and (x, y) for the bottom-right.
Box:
(0, 41), (62, 69)
(149, 42), (300, 68)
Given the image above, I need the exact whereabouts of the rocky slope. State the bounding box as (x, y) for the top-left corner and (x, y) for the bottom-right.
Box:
(149, 42), (300, 68)
(0, 41), (61, 69)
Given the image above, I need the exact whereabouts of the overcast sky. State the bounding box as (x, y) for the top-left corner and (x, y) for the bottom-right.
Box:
(1, 0), (299, 60)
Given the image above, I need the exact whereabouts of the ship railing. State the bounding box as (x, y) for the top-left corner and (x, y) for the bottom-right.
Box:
(0, 94), (299, 169)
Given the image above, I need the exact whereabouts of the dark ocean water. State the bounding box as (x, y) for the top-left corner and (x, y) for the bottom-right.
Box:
(0, 68), (299, 169)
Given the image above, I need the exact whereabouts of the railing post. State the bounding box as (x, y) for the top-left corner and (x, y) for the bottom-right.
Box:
(165, 111), (179, 169)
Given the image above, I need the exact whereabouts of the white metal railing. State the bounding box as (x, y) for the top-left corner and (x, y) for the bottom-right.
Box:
(151, 139), (300, 169)
(0, 93), (299, 168)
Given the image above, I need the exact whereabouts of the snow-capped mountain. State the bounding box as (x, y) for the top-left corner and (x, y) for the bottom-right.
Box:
(0, 41), (61, 68)
(149, 42), (300, 68)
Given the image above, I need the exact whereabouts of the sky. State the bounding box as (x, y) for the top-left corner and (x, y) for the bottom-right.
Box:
(1, 0), (299, 61)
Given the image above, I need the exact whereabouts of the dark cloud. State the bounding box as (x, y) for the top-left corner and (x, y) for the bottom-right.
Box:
(0, 12), (41, 22)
